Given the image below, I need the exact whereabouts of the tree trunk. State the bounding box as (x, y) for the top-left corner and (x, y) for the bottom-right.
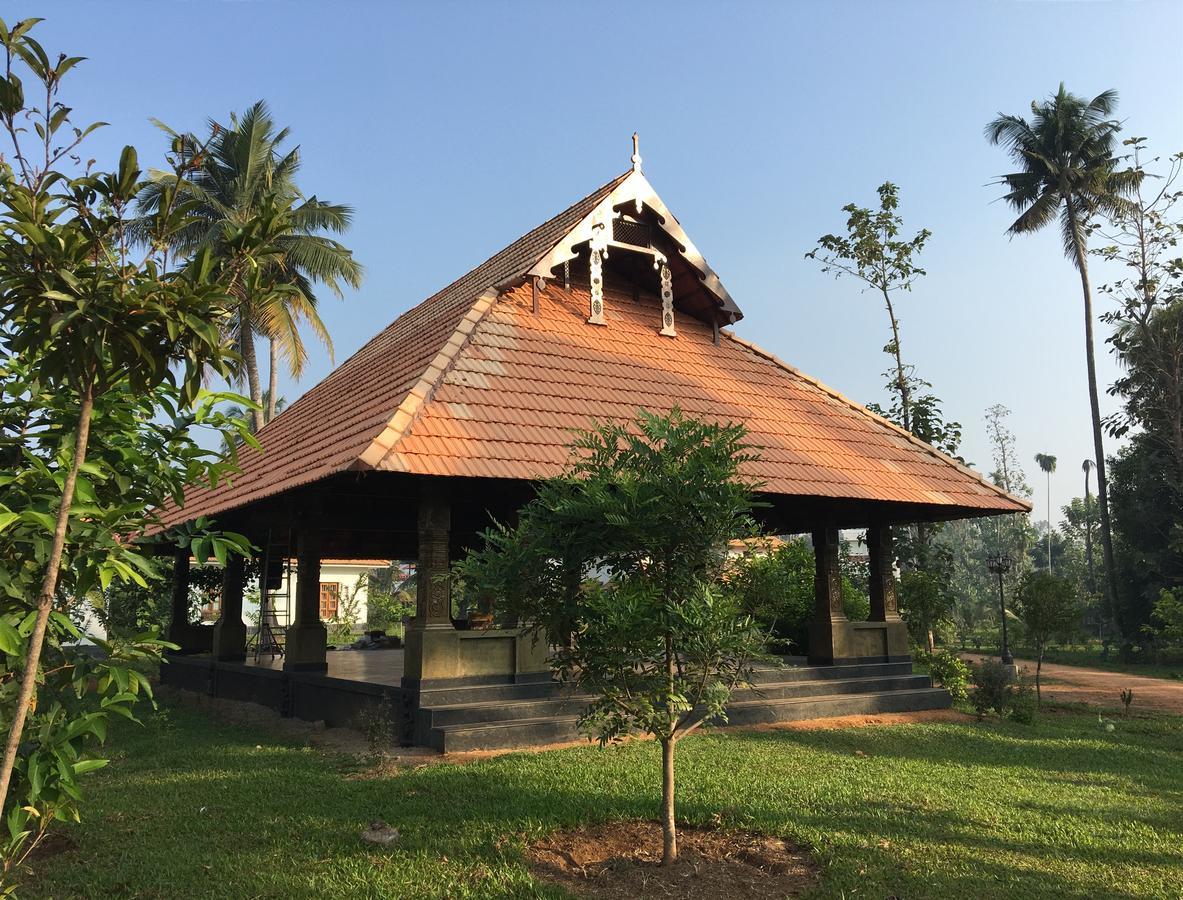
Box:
(0, 384), (95, 816)
(266, 338), (278, 425)
(1065, 198), (1120, 635)
(1083, 470), (1096, 596)
(661, 632), (677, 866)
(1035, 650), (1042, 704)
(661, 736), (677, 866)
(1046, 472), (1053, 571)
(239, 317), (265, 433)
(880, 286), (911, 433)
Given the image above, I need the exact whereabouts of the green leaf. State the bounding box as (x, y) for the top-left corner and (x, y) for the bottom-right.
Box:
(21, 509), (56, 532)
(0, 619), (22, 656)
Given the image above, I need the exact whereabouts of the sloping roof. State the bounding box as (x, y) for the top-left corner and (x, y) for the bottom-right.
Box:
(365, 281), (1025, 512)
(159, 170), (1028, 529)
(159, 171), (630, 525)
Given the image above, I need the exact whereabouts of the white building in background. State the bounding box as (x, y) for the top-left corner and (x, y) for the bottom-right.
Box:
(209, 559), (391, 630)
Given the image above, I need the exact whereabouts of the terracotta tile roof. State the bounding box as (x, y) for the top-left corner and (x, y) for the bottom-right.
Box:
(364, 283), (1027, 513)
(158, 172), (1027, 529)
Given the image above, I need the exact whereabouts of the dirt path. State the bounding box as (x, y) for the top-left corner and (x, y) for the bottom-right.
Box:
(961, 653), (1183, 715)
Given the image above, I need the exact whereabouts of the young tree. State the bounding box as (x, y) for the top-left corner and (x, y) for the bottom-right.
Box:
(899, 568), (954, 654)
(1017, 571), (1080, 701)
(807, 181), (930, 433)
(983, 405), (1035, 585)
(1095, 140), (1183, 483)
(455, 410), (767, 866)
(0, 18), (257, 853)
(1034, 453), (1057, 570)
(1109, 435), (1183, 645)
(986, 85), (1141, 638)
(1148, 589), (1183, 648)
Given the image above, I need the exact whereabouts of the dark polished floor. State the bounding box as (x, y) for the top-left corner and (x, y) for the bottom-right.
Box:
(243, 648), (405, 685)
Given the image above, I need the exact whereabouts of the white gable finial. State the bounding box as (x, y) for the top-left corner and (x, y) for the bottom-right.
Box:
(631, 132), (642, 172)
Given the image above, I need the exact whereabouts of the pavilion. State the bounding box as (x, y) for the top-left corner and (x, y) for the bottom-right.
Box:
(155, 142), (1028, 749)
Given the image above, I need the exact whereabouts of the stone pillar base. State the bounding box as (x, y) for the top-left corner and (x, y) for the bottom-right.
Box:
(808, 619), (909, 665)
(166, 623), (213, 655)
(211, 619), (247, 662)
(807, 616), (858, 665)
(404, 626), (551, 687)
(284, 622), (327, 673)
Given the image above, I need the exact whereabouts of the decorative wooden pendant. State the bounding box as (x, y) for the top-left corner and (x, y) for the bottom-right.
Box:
(588, 248), (605, 324)
(659, 263), (675, 336)
(587, 218), (608, 325)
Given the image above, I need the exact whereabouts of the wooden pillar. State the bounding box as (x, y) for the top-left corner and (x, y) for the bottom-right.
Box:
(165, 549), (192, 647)
(867, 525), (901, 622)
(415, 495), (452, 627)
(403, 490), (461, 685)
(866, 524), (910, 660)
(807, 526), (854, 665)
(211, 554), (247, 661)
(284, 528), (327, 673)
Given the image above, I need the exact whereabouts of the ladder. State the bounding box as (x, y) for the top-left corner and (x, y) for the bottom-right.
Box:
(248, 528), (292, 661)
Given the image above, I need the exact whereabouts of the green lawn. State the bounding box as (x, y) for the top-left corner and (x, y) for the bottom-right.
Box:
(23, 703), (1183, 899)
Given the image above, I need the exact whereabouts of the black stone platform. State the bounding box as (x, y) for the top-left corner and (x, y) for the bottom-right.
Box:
(162, 653), (949, 753)
(416, 658), (950, 752)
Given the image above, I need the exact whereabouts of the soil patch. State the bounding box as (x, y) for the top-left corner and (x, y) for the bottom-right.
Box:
(731, 707), (973, 733)
(526, 820), (819, 899)
(25, 830), (77, 863)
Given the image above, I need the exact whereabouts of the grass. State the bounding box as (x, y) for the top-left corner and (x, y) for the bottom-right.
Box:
(971, 644), (1183, 680)
(23, 702), (1183, 899)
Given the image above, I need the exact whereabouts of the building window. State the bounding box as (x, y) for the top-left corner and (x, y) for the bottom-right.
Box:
(319, 582), (340, 620)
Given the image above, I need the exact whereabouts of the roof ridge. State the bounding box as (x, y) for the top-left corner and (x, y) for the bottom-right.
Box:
(355, 289), (500, 470)
(718, 329), (1032, 511)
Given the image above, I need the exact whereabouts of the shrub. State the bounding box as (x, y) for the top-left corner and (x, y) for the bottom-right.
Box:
(354, 695), (397, 762)
(926, 650), (970, 703)
(1007, 675), (1038, 724)
(970, 658), (1013, 719)
(730, 539), (869, 654)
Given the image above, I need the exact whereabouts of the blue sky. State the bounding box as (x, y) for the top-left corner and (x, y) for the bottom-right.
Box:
(15, 1), (1183, 523)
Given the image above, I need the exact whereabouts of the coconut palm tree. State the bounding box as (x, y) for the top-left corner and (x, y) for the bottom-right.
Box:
(986, 84), (1140, 619)
(139, 101), (362, 431)
(1034, 453), (1057, 569)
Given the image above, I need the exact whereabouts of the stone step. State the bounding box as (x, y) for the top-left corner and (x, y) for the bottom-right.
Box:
(723, 687), (952, 727)
(416, 679), (561, 708)
(428, 686), (951, 753)
(420, 693), (590, 728)
(415, 661), (915, 708)
(749, 660), (915, 683)
(420, 674), (932, 731)
(429, 713), (582, 753)
(732, 673), (932, 701)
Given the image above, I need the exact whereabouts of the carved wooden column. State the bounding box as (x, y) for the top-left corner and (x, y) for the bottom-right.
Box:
(403, 490), (461, 686)
(211, 554), (246, 662)
(284, 528), (327, 673)
(416, 496), (452, 627)
(866, 524), (910, 660)
(165, 549), (192, 649)
(867, 526), (901, 621)
(807, 526), (854, 665)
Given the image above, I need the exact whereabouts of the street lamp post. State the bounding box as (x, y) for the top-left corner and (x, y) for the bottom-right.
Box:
(986, 553), (1014, 666)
